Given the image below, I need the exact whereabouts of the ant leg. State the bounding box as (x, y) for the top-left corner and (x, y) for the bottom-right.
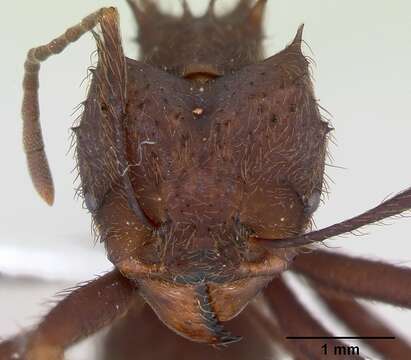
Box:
(22, 7), (118, 205)
(292, 250), (411, 308)
(264, 277), (365, 360)
(311, 285), (411, 359)
(0, 269), (136, 360)
(246, 302), (307, 359)
(0, 334), (30, 360)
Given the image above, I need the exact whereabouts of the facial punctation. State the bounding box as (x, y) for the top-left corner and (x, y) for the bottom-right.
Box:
(9, 1), (411, 358)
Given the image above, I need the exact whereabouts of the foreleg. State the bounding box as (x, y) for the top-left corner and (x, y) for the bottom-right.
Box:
(0, 269), (136, 360)
(264, 277), (365, 359)
(313, 285), (411, 359)
(247, 302), (308, 359)
(292, 250), (411, 308)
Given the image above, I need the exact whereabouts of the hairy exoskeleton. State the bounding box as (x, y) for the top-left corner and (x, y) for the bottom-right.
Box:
(2, 1), (411, 359)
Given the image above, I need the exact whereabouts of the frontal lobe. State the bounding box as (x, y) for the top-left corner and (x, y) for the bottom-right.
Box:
(208, 39), (330, 240)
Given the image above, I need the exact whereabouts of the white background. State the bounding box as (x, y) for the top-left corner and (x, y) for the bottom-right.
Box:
(1, 1), (410, 359)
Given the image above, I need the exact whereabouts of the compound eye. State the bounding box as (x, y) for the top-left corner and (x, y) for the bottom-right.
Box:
(304, 189), (322, 215)
(84, 191), (100, 213)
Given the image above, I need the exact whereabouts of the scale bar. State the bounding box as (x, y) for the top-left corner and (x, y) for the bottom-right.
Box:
(286, 336), (396, 340)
